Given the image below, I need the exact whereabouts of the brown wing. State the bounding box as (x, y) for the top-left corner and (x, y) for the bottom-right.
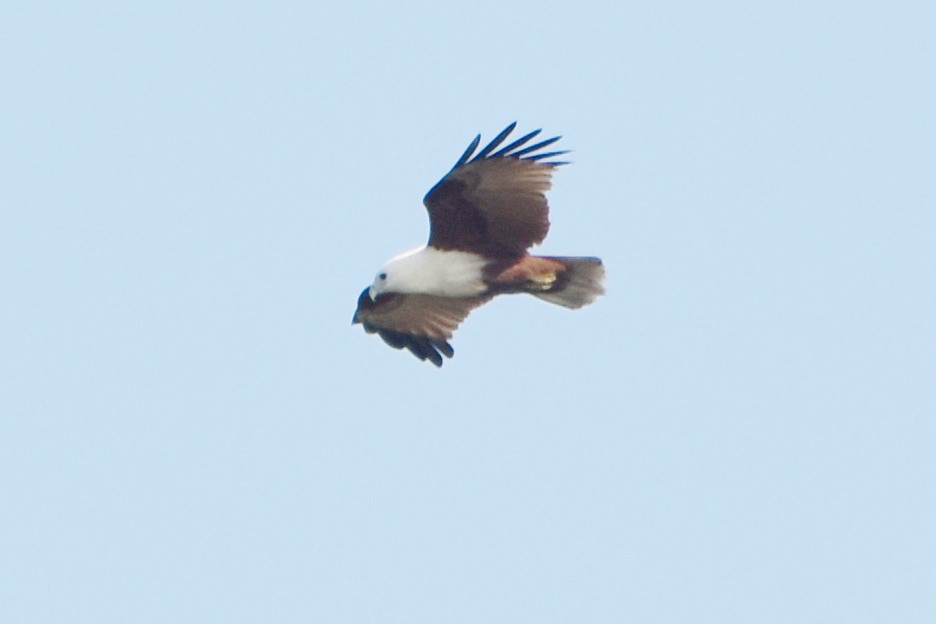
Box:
(352, 289), (493, 367)
(423, 123), (568, 258)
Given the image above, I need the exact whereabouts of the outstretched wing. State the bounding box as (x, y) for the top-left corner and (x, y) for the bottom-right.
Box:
(423, 122), (568, 258)
(352, 289), (492, 367)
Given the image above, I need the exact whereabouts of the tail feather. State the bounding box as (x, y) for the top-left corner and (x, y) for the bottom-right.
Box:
(532, 256), (605, 309)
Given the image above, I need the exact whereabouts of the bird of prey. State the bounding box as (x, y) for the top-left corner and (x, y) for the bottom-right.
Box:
(352, 122), (605, 366)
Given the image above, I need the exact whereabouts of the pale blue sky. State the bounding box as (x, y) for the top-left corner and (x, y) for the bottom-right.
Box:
(2, 2), (934, 622)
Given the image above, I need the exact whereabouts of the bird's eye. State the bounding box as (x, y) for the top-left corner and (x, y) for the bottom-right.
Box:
(378, 272), (387, 280)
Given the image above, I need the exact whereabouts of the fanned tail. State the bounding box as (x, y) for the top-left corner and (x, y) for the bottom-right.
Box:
(531, 256), (605, 309)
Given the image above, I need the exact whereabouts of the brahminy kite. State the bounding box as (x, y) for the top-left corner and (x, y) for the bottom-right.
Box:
(352, 122), (605, 366)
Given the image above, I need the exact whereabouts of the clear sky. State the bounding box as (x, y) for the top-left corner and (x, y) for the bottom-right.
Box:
(2, 2), (934, 622)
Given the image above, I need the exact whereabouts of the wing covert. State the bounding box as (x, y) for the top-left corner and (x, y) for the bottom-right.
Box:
(352, 289), (492, 366)
(423, 123), (568, 257)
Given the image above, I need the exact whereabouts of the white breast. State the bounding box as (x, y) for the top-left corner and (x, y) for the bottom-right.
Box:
(382, 246), (489, 297)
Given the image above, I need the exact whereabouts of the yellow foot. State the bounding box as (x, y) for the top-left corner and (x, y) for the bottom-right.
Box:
(529, 272), (557, 291)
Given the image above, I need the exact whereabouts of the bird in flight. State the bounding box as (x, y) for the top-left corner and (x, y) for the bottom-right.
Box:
(352, 122), (605, 367)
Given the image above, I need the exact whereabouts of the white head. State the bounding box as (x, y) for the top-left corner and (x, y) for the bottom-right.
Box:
(368, 268), (390, 300)
(368, 247), (422, 300)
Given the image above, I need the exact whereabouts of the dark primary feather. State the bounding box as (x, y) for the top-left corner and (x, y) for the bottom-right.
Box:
(490, 129), (542, 157)
(469, 122), (517, 162)
(377, 329), (452, 367)
(450, 122), (568, 168)
(509, 136), (562, 159)
(451, 134), (481, 170)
